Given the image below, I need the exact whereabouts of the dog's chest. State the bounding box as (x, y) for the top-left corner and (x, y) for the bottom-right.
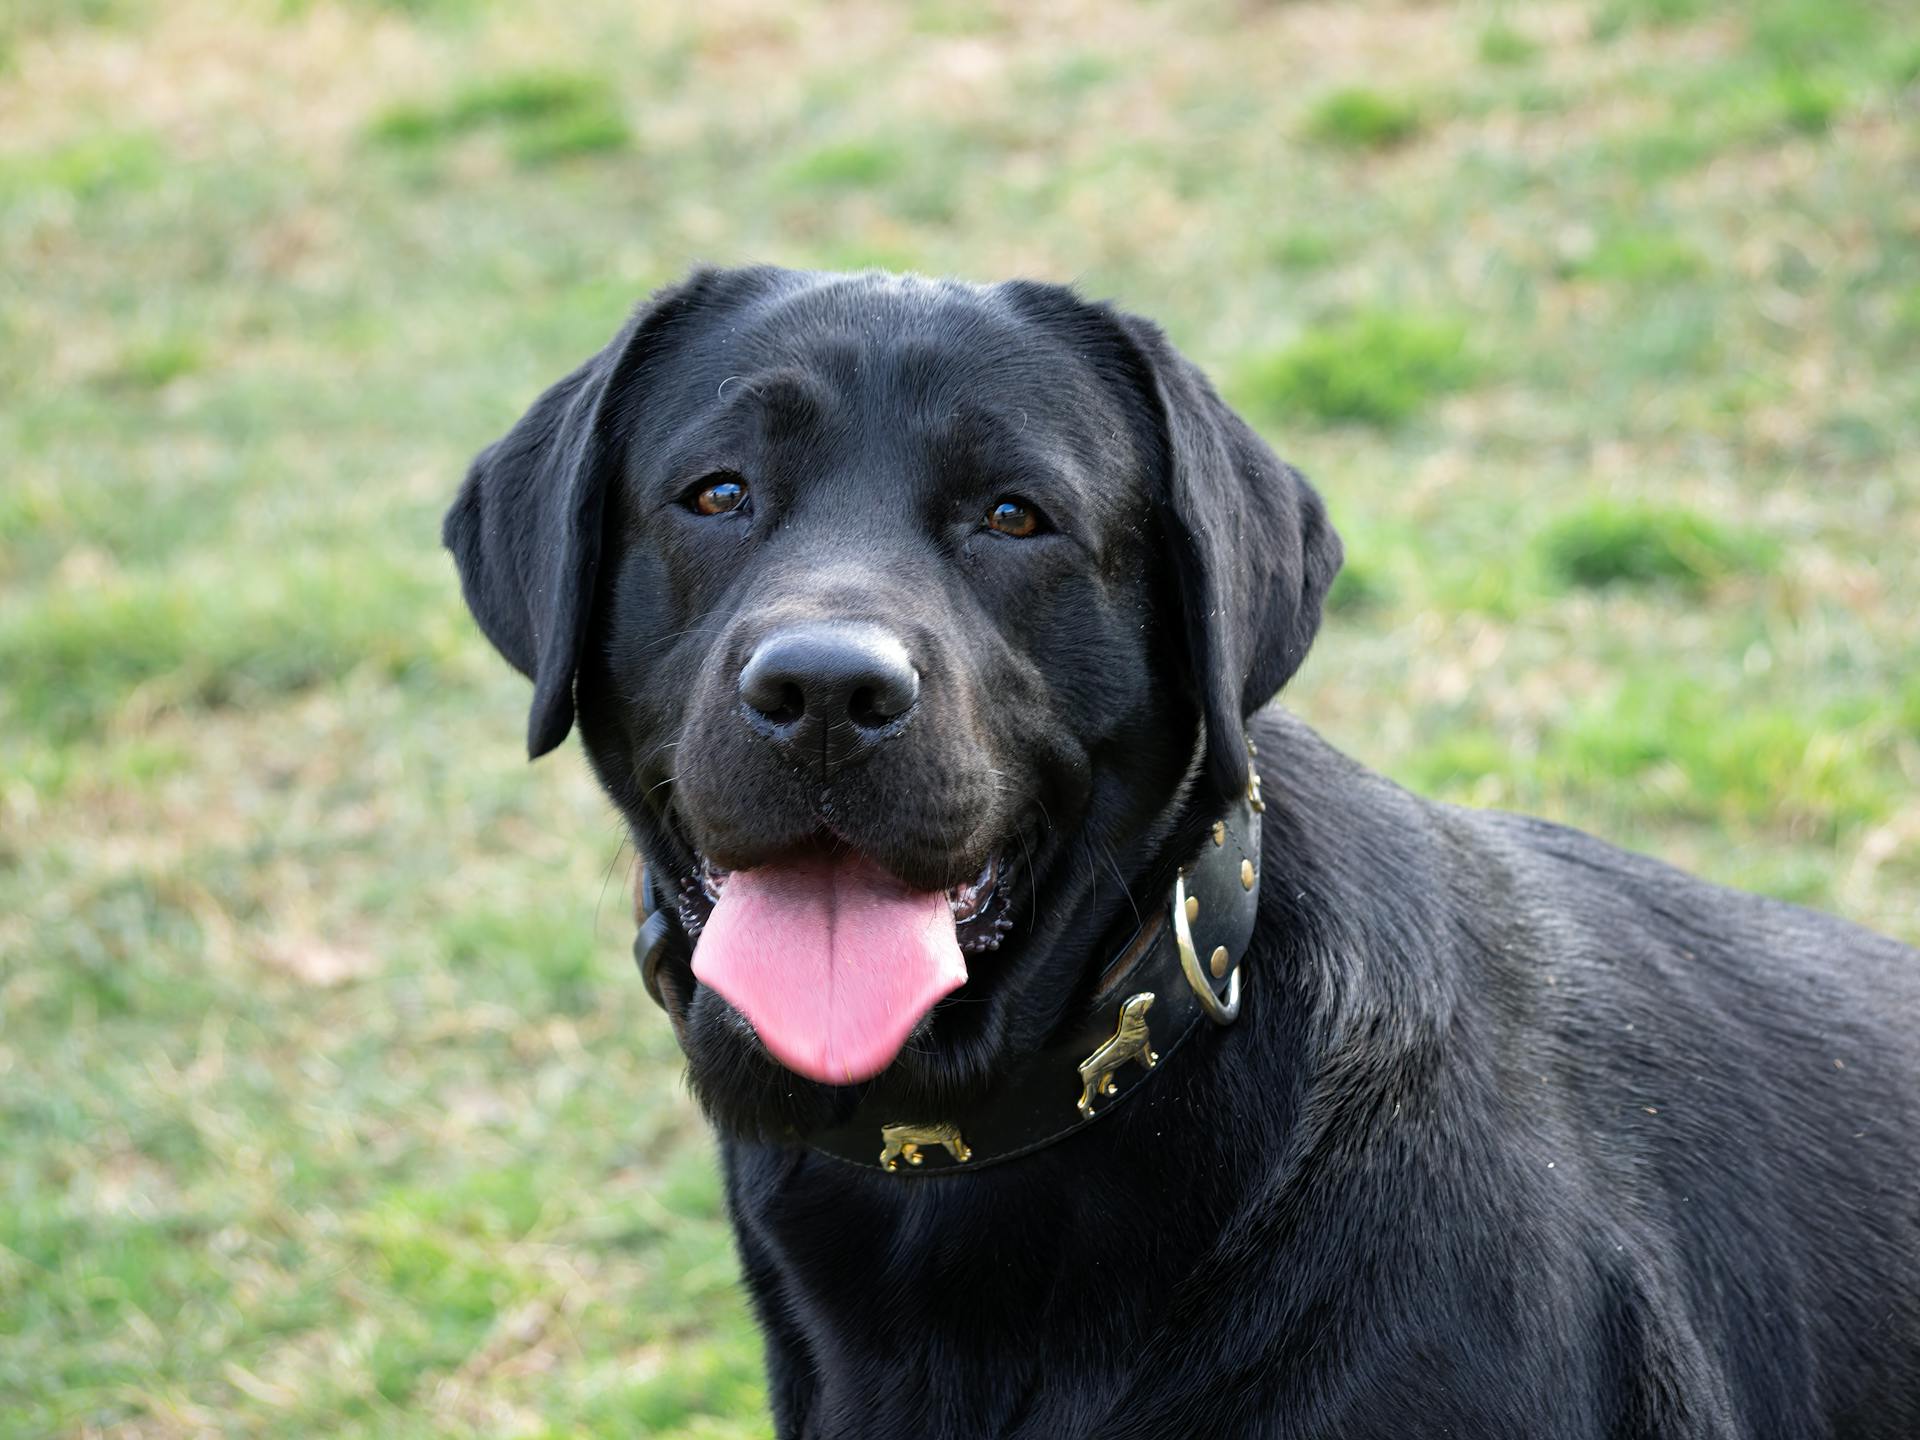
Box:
(728, 1145), (1214, 1432)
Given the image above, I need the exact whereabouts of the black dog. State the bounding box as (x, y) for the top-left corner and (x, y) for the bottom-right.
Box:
(446, 266), (1920, 1437)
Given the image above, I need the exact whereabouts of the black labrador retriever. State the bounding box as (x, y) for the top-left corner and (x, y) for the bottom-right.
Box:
(445, 266), (1920, 1437)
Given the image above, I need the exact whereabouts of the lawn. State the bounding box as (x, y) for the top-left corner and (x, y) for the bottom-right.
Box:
(1, 0), (1916, 1434)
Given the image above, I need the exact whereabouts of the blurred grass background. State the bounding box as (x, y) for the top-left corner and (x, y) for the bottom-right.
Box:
(1, 0), (1916, 1434)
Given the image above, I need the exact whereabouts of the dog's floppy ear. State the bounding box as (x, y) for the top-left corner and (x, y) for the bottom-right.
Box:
(1115, 313), (1344, 803)
(443, 270), (756, 758)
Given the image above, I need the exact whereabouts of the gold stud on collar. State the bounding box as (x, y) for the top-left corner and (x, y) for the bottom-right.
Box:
(1241, 859), (1255, 890)
(1210, 945), (1229, 979)
(1211, 821), (1225, 846)
(879, 1121), (972, 1172)
(1185, 894), (1200, 923)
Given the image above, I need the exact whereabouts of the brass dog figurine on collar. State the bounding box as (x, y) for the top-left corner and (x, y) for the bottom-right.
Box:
(1075, 993), (1158, 1120)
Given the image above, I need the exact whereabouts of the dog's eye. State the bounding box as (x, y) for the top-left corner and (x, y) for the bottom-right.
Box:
(688, 475), (749, 517)
(985, 498), (1044, 538)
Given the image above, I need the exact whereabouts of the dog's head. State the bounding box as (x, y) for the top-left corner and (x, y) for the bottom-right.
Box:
(446, 267), (1340, 1137)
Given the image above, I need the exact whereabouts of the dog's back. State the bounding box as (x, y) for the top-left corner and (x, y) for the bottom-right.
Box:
(1448, 800), (1920, 1432)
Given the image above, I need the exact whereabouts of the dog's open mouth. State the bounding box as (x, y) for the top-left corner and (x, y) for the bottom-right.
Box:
(677, 851), (1014, 951)
(668, 845), (1016, 1086)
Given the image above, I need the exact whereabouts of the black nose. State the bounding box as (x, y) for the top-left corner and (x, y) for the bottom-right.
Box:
(738, 622), (921, 777)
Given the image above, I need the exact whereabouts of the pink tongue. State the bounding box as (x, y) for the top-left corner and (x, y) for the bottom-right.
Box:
(690, 853), (967, 1085)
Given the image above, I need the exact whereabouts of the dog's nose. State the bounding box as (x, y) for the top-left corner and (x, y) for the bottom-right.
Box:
(738, 622), (920, 776)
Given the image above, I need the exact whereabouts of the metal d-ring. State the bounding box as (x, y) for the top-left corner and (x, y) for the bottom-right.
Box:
(634, 864), (674, 1013)
(1173, 871), (1241, 1025)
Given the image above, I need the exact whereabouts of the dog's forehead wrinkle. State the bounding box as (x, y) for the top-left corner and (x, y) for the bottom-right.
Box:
(748, 272), (1100, 388)
(749, 275), (998, 356)
(705, 286), (1133, 517)
(722, 365), (833, 421)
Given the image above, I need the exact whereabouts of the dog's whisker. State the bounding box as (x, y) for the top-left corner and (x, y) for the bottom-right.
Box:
(1016, 826), (1038, 934)
(592, 833), (633, 940)
(636, 737), (682, 771)
(1099, 839), (1142, 934)
(640, 621), (733, 651)
(1029, 790), (1056, 835)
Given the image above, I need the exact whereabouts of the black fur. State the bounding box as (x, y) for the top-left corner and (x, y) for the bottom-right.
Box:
(447, 266), (1920, 1438)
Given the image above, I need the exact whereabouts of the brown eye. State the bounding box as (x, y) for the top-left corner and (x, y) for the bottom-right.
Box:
(986, 498), (1042, 538)
(691, 477), (748, 516)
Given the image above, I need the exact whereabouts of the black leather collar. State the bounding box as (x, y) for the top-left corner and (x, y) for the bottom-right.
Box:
(634, 763), (1264, 1176)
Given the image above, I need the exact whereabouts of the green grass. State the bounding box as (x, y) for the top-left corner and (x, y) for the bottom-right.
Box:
(1560, 229), (1709, 286)
(0, 552), (454, 742)
(1236, 312), (1476, 427)
(368, 68), (630, 165)
(1896, 287), (1920, 349)
(1769, 70), (1847, 134)
(108, 334), (205, 389)
(0, 129), (164, 200)
(4, 0), (1917, 1433)
(1266, 226), (1340, 271)
(781, 138), (909, 190)
(1324, 557), (1392, 615)
(1303, 86), (1425, 149)
(1478, 21), (1540, 67)
(1592, 0), (1711, 38)
(1556, 680), (1892, 834)
(1536, 502), (1777, 591)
